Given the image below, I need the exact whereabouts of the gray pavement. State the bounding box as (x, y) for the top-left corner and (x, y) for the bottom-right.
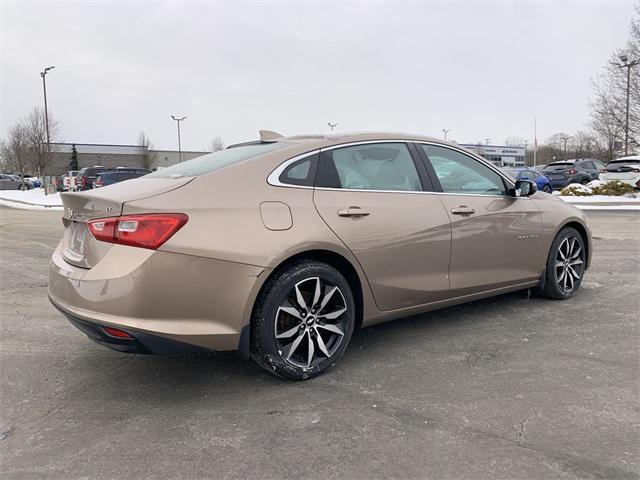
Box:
(0, 206), (639, 480)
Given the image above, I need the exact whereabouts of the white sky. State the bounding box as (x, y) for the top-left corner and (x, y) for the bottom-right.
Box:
(0, 0), (636, 150)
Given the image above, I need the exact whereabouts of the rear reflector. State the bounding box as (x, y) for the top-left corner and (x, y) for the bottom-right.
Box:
(103, 326), (133, 339)
(88, 213), (188, 250)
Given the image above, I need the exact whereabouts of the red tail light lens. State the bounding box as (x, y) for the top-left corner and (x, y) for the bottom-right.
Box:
(568, 169), (577, 174)
(88, 213), (188, 250)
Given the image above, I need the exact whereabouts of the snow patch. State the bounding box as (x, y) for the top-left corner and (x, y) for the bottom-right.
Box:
(0, 189), (63, 210)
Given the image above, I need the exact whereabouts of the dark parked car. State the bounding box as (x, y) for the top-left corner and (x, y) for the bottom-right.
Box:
(502, 167), (552, 193)
(76, 166), (107, 191)
(542, 159), (605, 190)
(93, 168), (151, 188)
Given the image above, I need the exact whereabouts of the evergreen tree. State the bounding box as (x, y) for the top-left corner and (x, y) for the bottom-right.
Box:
(69, 144), (78, 170)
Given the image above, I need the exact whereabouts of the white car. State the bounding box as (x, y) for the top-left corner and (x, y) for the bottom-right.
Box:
(599, 156), (640, 189)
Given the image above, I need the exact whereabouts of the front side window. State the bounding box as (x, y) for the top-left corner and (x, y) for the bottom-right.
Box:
(316, 143), (422, 191)
(421, 145), (507, 195)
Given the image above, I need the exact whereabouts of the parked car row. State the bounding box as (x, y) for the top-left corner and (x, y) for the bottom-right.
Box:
(54, 166), (151, 191)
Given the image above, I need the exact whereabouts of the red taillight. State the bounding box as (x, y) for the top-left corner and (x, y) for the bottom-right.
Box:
(87, 213), (188, 250)
(81, 177), (87, 188)
(95, 178), (103, 188)
(103, 326), (133, 339)
(568, 169), (577, 174)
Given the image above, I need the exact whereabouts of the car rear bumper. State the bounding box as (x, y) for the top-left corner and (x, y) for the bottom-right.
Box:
(51, 299), (209, 354)
(48, 241), (268, 352)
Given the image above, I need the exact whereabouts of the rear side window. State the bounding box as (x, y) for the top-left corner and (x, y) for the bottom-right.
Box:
(580, 161), (595, 169)
(147, 142), (288, 178)
(316, 143), (422, 191)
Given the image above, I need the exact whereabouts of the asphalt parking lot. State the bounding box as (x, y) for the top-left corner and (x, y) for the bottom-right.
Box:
(1, 207), (639, 480)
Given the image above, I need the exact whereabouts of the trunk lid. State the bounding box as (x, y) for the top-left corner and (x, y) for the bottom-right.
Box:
(60, 177), (192, 268)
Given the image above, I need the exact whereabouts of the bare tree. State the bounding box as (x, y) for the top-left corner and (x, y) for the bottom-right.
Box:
(22, 107), (60, 177)
(208, 136), (225, 152)
(589, 4), (639, 155)
(1, 123), (30, 176)
(138, 131), (158, 170)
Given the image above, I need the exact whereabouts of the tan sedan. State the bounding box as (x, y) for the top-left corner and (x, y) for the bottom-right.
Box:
(49, 132), (592, 379)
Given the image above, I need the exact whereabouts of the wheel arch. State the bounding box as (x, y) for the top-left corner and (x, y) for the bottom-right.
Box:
(557, 220), (591, 270)
(238, 248), (367, 358)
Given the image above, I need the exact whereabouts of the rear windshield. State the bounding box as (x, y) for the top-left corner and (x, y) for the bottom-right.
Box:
(546, 162), (573, 167)
(147, 142), (288, 178)
(608, 159), (640, 165)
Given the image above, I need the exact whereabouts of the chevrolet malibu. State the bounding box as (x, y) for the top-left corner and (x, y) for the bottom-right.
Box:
(49, 132), (592, 380)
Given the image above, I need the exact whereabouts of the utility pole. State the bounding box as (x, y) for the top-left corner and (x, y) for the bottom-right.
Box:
(442, 129), (450, 141)
(617, 54), (639, 156)
(485, 138), (490, 146)
(533, 117), (537, 167)
(328, 122), (338, 132)
(561, 135), (570, 159)
(171, 115), (187, 163)
(40, 65), (55, 195)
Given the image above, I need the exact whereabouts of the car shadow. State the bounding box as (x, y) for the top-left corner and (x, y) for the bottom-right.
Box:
(64, 287), (571, 407)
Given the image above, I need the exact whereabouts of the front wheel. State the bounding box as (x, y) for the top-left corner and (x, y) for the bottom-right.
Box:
(251, 261), (355, 380)
(539, 227), (586, 299)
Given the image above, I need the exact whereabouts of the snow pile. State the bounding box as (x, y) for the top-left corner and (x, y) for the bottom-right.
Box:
(0, 189), (63, 210)
(586, 179), (607, 189)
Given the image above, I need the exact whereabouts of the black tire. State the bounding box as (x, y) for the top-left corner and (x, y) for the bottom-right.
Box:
(580, 178), (590, 185)
(542, 184), (552, 193)
(538, 227), (586, 299)
(250, 260), (356, 380)
(19, 183), (29, 191)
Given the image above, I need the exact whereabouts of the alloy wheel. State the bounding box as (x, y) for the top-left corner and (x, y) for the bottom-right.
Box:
(274, 277), (348, 369)
(555, 236), (584, 293)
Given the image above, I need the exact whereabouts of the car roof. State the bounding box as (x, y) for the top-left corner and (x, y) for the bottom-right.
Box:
(611, 155), (640, 161)
(235, 131), (461, 153)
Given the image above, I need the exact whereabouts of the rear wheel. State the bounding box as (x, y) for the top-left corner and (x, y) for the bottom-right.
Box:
(542, 184), (552, 193)
(539, 227), (586, 299)
(19, 183), (29, 191)
(250, 261), (355, 380)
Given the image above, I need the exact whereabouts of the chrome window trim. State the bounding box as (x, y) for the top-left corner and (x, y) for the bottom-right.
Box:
(267, 150), (320, 189)
(267, 139), (522, 198)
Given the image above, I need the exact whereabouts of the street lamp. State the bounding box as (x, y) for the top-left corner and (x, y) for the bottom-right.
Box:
(442, 129), (450, 141)
(328, 122), (338, 132)
(40, 65), (55, 194)
(617, 54), (639, 156)
(171, 115), (187, 163)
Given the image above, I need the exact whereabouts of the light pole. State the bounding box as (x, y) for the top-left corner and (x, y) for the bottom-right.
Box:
(171, 115), (187, 162)
(328, 122), (338, 132)
(40, 65), (55, 194)
(442, 129), (450, 141)
(617, 54), (639, 156)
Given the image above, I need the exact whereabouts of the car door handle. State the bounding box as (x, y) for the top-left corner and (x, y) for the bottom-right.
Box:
(451, 206), (475, 215)
(337, 206), (370, 218)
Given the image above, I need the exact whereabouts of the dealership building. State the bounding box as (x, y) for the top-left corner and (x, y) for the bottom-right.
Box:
(48, 143), (209, 176)
(459, 144), (526, 167)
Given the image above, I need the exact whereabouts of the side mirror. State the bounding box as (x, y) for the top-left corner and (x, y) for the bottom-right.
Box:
(510, 180), (537, 197)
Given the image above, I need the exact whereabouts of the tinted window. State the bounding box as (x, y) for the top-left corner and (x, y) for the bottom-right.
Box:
(278, 153), (318, 186)
(421, 145), (507, 195)
(148, 142), (288, 178)
(317, 143), (421, 191)
(580, 161), (595, 169)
